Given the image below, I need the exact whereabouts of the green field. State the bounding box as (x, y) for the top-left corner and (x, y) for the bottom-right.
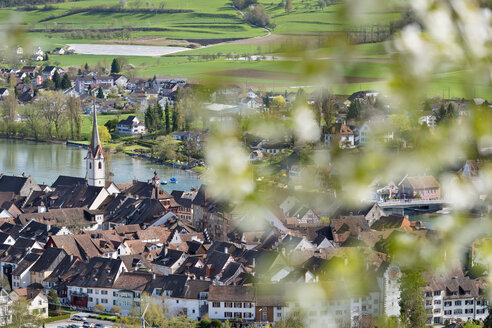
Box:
(80, 113), (134, 140)
(0, 0), (404, 89)
(0, 0), (266, 43)
(1, 0), (403, 47)
(1, 0), (487, 99)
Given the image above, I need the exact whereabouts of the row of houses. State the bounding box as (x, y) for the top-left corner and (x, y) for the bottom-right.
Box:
(0, 105), (488, 327)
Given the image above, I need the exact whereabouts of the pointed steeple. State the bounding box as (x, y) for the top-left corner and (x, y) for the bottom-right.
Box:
(86, 93), (105, 187)
(89, 95), (102, 157)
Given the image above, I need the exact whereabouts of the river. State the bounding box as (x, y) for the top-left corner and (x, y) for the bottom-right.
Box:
(0, 139), (202, 193)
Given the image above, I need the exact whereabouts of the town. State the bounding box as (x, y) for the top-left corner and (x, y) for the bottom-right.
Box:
(0, 78), (490, 328)
(0, 0), (492, 327)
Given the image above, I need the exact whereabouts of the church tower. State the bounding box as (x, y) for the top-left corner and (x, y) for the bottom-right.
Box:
(86, 95), (105, 187)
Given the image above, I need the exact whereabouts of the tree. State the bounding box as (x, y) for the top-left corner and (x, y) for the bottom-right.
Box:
(111, 58), (121, 74)
(7, 298), (42, 328)
(184, 139), (202, 162)
(484, 308), (492, 328)
(153, 135), (179, 160)
(285, 0), (293, 12)
(447, 103), (455, 118)
(270, 95), (286, 114)
(198, 319), (211, 328)
(210, 320), (222, 328)
(232, 0), (257, 10)
(145, 103), (163, 132)
(22, 104), (42, 139)
(435, 104), (447, 123)
(171, 105), (179, 132)
(84, 62), (89, 71)
(164, 101), (171, 134)
(66, 96), (82, 139)
(98, 126), (112, 143)
(61, 74), (71, 89)
(42, 77), (55, 90)
(96, 86), (104, 99)
(2, 91), (17, 135)
(48, 289), (61, 311)
(38, 91), (66, 139)
(399, 269), (427, 328)
(156, 102), (164, 129)
(462, 320), (482, 328)
(44, 53), (49, 61)
(372, 315), (402, 328)
(313, 89), (336, 125)
(52, 70), (61, 89)
(294, 88), (307, 108)
(110, 306), (122, 314)
(168, 315), (197, 328)
(145, 105), (154, 132)
(105, 119), (119, 133)
(274, 310), (305, 328)
(94, 304), (106, 312)
(244, 4), (271, 28)
(140, 295), (168, 327)
(347, 99), (362, 120)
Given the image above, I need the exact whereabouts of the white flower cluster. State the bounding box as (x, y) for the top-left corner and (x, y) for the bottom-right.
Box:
(393, 0), (491, 79)
(293, 106), (321, 143)
(204, 135), (255, 203)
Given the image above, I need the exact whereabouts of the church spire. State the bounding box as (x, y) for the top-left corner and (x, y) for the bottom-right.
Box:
(86, 93), (105, 187)
(90, 95), (102, 157)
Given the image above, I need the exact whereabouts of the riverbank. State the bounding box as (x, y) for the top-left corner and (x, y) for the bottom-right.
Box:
(2, 135), (204, 177)
(0, 135), (67, 145)
(67, 140), (201, 172)
(0, 138), (202, 190)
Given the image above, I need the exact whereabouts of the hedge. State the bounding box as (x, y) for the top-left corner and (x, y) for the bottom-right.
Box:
(42, 313), (70, 324)
(135, 140), (156, 148)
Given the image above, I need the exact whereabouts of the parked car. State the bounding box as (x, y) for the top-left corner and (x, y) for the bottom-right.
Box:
(69, 325), (81, 328)
(71, 314), (85, 321)
(94, 324), (106, 328)
(83, 322), (93, 328)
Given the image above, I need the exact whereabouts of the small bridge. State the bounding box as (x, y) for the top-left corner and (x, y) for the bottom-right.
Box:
(378, 199), (450, 215)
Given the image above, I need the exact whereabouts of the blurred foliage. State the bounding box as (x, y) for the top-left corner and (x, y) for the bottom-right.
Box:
(201, 0), (492, 326)
(0, 0), (491, 327)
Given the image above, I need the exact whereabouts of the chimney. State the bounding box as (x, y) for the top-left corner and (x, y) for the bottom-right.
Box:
(252, 258), (256, 269)
(224, 247), (228, 254)
(152, 273), (156, 280)
(206, 264), (213, 277)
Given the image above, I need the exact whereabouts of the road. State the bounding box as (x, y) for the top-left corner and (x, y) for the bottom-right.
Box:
(45, 317), (114, 328)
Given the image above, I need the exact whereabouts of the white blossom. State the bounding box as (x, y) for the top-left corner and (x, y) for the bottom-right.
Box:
(293, 106), (321, 142)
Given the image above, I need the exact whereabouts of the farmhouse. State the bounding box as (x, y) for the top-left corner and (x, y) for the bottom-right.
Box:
(398, 175), (440, 200)
(117, 116), (147, 135)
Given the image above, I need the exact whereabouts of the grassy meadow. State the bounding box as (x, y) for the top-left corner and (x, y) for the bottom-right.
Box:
(80, 113), (134, 140)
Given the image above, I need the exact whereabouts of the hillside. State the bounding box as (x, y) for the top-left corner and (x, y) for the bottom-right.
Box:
(8, 1), (486, 98)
